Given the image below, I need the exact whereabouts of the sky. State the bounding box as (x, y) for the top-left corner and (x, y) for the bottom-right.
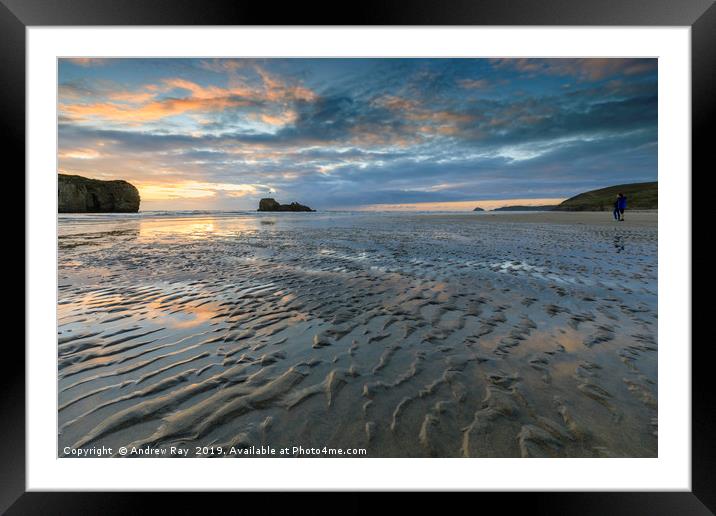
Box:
(58, 58), (657, 211)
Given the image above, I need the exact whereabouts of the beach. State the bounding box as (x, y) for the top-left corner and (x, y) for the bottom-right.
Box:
(58, 210), (657, 457)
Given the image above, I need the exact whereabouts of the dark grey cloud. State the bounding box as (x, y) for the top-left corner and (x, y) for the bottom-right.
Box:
(58, 58), (658, 209)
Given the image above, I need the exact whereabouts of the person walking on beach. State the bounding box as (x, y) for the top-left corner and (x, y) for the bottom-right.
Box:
(614, 193), (627, 221)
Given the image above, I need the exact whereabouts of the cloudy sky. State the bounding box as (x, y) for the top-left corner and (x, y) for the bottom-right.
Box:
(58, 58), (657, 211)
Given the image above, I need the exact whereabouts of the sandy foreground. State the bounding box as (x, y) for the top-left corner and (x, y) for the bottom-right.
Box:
(58, 211), (657, 457)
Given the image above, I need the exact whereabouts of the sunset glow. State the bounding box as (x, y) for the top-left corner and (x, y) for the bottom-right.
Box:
(356, 198), (567, 212)
(58, 58), (657, 211)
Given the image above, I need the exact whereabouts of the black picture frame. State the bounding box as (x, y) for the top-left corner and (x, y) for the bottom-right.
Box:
(5, 0), (711, 513)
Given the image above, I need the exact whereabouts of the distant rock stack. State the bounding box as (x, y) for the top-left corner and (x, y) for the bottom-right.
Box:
(258, 198), (314, 212)
(59, 174), (140, 213)
(472, 207), (485, 211)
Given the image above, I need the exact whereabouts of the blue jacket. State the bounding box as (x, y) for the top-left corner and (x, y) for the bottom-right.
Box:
(617, 196), (627, 210)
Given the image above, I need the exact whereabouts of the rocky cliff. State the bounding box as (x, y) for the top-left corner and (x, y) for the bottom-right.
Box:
(258, 198), (314, 212)
(59, 174), (140, 213)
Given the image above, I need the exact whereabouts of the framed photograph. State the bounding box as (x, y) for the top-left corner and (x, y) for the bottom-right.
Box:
(7, 0), (711, 512)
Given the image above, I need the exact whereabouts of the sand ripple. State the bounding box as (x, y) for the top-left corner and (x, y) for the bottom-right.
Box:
(58, 212), (657, 457)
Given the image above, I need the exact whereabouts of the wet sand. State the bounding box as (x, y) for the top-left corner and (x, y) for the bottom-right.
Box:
(428, 210), (657, 227)
(58, 211), (657, 457)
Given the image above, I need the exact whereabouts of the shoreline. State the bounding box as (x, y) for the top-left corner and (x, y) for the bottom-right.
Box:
(417, 210), (657, 227)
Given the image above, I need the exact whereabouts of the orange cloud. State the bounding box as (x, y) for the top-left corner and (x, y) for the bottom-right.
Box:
(249, 110), (298, 126)
(458, 79), (490, 89)
(406, 110), (472, 124)
(58, 148), (103, 160)
(348, 124), (418, 148)
(373, 95), (417, 111)
(374, 94), (473, 137)
(65, 58), (108, 67)
(255, 66), (316, 102)
(59, 68), (317, 125)
(107, 91), (157, 103)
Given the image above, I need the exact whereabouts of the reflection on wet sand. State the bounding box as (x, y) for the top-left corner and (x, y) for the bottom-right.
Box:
(58, 211), (657, 457)
(140, 220), (216, 239)
(613, 233), (626, 253)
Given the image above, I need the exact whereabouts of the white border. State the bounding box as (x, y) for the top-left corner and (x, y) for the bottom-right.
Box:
(27, 27), (690, 491)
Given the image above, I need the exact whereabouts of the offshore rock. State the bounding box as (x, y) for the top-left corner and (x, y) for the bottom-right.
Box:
(258, 198), (314, 212)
